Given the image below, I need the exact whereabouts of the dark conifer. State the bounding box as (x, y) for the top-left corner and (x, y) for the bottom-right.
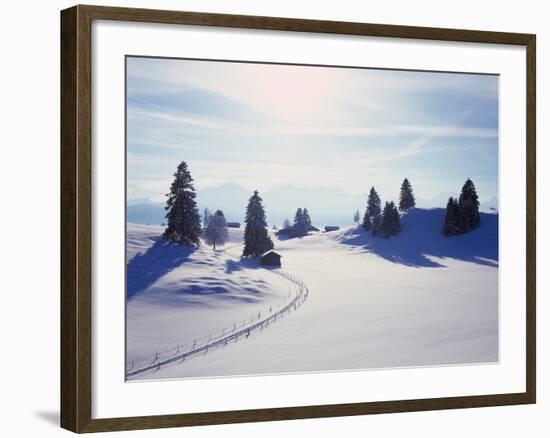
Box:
(458, 178), (480, 232)
(303, 208), (312, 230)
(399, 178), (416, 211)
(367, 187), (382, 218)
(442, 197), (460, 236)
(391, 202), (401, 235)
(371, 214), (383, 237)
(362, 210), (372, 231)
(293, 208), (308, 237)
(242, 190), (274, 258)
(162, 161), (202, 246)
(381, 201), (400, 238)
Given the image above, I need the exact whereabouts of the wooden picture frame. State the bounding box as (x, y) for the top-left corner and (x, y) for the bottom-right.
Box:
(60, 4), (536, 433)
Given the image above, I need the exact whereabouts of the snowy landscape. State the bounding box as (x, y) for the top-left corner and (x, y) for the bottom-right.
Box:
(126, 203), (498, 380)
(125, 56), (499, 381)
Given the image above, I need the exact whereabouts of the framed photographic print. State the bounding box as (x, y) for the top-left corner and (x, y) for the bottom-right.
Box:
(60, 4), (536, 433)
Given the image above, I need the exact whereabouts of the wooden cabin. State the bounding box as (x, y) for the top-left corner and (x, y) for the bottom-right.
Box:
(260, 250), (282, 267)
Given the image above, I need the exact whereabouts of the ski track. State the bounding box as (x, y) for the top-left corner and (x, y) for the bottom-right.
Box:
(126, 243), (309, 379)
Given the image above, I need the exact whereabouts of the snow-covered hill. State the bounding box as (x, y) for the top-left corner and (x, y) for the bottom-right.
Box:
(126, 224), (296, 371)
(126, 208), (498, 380)
(334, 207), (498, 267)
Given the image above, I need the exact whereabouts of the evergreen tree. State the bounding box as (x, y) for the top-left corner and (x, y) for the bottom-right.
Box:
(381, 201), (400, 238)
(242, 190), (274, 258)
(162, 161), (202, 246)
(362, 210), (372, 231)
(371, 214), (383, 237)
(392, 202), (401, 235)
(283, 218), (292, 229)
(203, 210), (228, 250)
(442, 197), (460, 236)
(399, 178), (416, 211)
(458, 178), (480, 232)
(353, 210), (360, 224)
(303, 208), (312, 230)
(293, 208), (308, 237)
(367, 187), (382, 218)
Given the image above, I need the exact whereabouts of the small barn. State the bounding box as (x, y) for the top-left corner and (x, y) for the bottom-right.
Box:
(260, 250), (282, 267)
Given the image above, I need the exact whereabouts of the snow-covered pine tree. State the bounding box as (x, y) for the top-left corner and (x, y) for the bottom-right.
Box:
(367, 186), (382, 218)
(242, 190), (274, 258)
(371, 214), (383, 237)
(283, 218), (292, 229)
(442, 197), (460, 236)
(303, 208), (312, 230)
(293, 208), (303, 233)
(362, 210), (372, 231)
(353, 210), (360, 224)
(293, 208), (308, 237)
(162, 161), (202, 246)
(399, 178), (416, 211)
(203, 209), (228, 250)
(381, 201), (400, 238)
(458, 178), (480, 232)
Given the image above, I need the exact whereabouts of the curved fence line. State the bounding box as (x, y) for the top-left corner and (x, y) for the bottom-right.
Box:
(126, 269), (309, 379)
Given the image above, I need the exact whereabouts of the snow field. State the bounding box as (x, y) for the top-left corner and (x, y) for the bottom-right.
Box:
(126, 226), (301, 374)
(127, 209), (498, 380)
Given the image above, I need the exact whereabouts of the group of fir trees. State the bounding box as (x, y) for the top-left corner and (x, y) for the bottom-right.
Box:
(361, 178), (414, 238)
(381, 201), (401, 237)
(164, 162), (273, 258)
(361, 186), (390, 236)
(163, 162), (481, 255)
(293, 207), (312, 237)
(442, 178), (480, 236)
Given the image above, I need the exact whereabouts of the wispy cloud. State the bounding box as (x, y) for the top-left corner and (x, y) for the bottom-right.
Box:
(126, 57), (499, 203)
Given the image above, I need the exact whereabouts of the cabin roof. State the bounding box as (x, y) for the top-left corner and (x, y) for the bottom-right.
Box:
(261, 250), (282, 258)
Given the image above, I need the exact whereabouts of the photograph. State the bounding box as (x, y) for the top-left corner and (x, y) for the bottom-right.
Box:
(124, 56), (499, 381)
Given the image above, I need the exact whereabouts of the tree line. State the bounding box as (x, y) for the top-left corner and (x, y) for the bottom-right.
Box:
(160, 161), (483, 256)
(359, 178), (415, 238)
(358, 177), (480, 238)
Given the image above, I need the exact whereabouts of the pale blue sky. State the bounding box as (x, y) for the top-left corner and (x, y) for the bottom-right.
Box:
(126, 56), (498, 206)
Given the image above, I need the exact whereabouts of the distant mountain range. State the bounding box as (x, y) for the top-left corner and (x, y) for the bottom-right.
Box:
(127, 183), (498, 227)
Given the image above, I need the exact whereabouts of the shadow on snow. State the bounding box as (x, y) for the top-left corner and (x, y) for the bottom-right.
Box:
(337, 208), (498, 268)
(126, 238), (196, 299)
(127, 238), (279, 303)
(225, 256), (280, 273)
